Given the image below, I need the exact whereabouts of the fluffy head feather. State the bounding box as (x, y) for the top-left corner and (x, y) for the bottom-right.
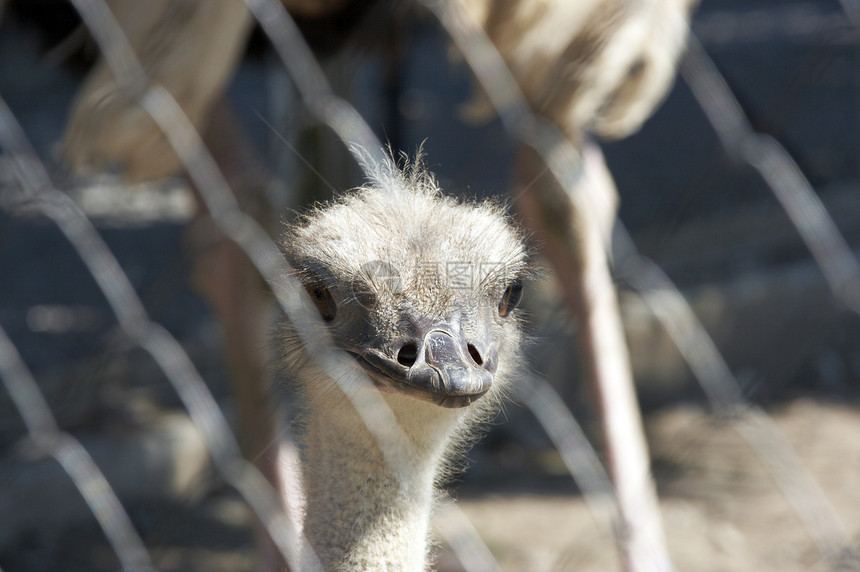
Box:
(280, 150), (530, 421)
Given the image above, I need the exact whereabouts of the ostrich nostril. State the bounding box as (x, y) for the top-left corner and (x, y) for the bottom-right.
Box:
(467, 343), (483, 366)
(397, 342), (418, 367)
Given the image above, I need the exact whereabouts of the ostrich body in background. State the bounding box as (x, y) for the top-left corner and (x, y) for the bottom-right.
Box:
(280, 153), (529, 569)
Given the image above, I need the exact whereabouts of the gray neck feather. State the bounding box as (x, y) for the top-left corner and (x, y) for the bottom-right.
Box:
(301, 394), (464, 571)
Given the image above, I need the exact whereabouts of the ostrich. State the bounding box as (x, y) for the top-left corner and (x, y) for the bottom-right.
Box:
(279, 152), (529, 569)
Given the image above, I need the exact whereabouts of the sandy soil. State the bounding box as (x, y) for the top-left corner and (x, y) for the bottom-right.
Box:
(442, 399), (860, 572)
(3, 398), (859, 572)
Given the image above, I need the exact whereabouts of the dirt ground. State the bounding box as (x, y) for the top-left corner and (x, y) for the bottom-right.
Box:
(3, 398), (859, 572)
(443, 399), (860, 572)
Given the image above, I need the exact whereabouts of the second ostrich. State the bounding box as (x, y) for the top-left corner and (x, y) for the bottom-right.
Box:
(280, 153), (529, 570)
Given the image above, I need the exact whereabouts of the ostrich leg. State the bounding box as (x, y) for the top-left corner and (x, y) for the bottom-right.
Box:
(187, 98), (291, 572)
(515, 141), (672, 572)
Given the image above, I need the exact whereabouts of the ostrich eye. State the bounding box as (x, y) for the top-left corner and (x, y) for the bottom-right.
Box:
(498, 280), (523, 318)
(305, 284), (337, 322)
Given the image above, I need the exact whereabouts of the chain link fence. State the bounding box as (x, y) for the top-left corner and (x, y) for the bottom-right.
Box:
(1, 0), (859, 570)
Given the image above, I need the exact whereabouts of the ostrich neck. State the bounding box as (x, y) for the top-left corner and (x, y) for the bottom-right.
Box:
(301, 396), (461, 571)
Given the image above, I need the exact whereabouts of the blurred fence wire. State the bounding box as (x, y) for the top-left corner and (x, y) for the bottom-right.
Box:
(0, 93), (306, 569)
(615, 248), (851, 557)
(680, 34), (860, 316)
(514, 375), (619, 537)
(0, 0), (859, 570)
(430, 0), (856, 566)
(65, 0), (525, 568)
(0, 316), (154, 572)
(2, 0), (503, 568)
(674, 29), (860, 556)
(838, 0), (860, 26)
(434, 499), (504, 572)
(426, 2), (673, 569)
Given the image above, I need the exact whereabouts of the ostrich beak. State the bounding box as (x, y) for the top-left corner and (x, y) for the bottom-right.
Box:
(348, 327), (497, 408)
(407, 329), (494, 407)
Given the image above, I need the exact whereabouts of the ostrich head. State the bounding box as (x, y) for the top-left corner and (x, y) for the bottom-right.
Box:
(280, 152), (530, 420)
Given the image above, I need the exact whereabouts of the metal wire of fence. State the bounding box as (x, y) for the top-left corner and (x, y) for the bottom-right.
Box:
(680, 26), (856, 548)
(0, 312), (154, 572)
(0, 0), (858, 570)
(0, 0), (624, 566)
(0, 0), (510, 569)
(681, 34), (860, 316)
(426, 3), (675, 569)
(615, 249), (851, 558)
(64, 0), (527, 569)
(613, 26), (857, 572)
(514, 374), (619, 538)
(672, 24), (860, 563)
(428, 0), (857, 565)
(429, 0), (858, 565)
(0, 93), (307, 569)
(838, 0), (860, 27)
(434, 498), (504, 572)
